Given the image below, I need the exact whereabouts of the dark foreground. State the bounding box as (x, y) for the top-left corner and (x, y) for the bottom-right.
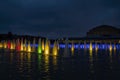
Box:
(0, 49), (120, 80)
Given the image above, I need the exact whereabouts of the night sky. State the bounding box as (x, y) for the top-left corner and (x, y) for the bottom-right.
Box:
(0, 0), (120, 39)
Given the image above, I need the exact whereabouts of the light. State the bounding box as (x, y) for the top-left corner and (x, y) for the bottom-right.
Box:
(53, 41), (58, 56)
(20, 39), (23, 51)
(42, 39), (45, 51)
(38, 38), (42, 54)
(109, 43), (112, 51)
(32, 38), (36, 52)
(16, 39), (21, 51)
(10, 41), (14, 49)
(44, 39), (50, 55)
(23, 39), (27, 51)
(71, 41), (74, 52)
(89, 42), (93, 51)
(27, 41), (31, 52)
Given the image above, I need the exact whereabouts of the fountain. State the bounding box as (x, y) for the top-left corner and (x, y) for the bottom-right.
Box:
(44, 39), (50, 55)
(109, 42), (112, 51)
(7, 40), (11, 49)
(95, 42), (98, 51)
(27, 40), (31, 52)
(10, 41), (14, 50)
(38, 38), (42, 54)
(20, 38), (23, 51)
(53, 41), (58, 56)
(42, 39), (45, 51)
(23, 39), (27, 51)
(3, 40), (7, 50)
(89, 41), (92, 51)
(32, 38), (36, 52)
(71, 41), (74, 53)
(16, 39), (21, 51)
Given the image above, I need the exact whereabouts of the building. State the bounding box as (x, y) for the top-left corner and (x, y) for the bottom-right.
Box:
(87, 25), (120, 37)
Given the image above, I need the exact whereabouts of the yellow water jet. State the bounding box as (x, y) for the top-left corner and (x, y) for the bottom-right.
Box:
(44, 39), (50, 55)
(27, 41), (31, 52)
(20, 39), (23, 51)
(23, 39), (27, 51)
(53, 41), (58, 56)
(38, 38), (42, 54)
(89, 42), (92, 51)
(42, 39), (45, 51)
(109, 43), (112, 51)
(71, 41), (74, 52)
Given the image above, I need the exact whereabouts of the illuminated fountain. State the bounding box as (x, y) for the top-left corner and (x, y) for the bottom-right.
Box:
(7, 40), (11, 49)
(44, 39), (50, 55)
(38, 38), (42, 54)
(109, 42), (112, 51)
(23, 39), (27, 51)
(53, 41), (58, 56)
(32, 38), (36, 52)
(71, 41), (74, 52)
(114, 43), (116, 51)
(10, 41), (14, 50)
(20, 38), (23, 51)
(27, 40), (31, 52)
(95, 42), (98, 55)
(89, 41), (93, 51)
(3, 41), (7, 48)
(95, 42), (98, 51)
(71, 41), (74, 55)
(63, 38), (70, 57)
(42, 39), (45, 51)
(16, 39), (21, 51)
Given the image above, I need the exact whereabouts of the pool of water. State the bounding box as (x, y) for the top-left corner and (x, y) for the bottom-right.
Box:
(0, 49), (120, 80)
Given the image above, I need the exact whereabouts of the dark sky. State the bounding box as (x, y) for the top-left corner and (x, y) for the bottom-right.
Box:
(0, 0), (120, 38)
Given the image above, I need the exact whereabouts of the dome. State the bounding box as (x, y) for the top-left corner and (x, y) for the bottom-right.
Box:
(87, 25), (120, 37)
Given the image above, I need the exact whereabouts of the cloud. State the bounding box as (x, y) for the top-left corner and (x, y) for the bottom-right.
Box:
(0, 0), (120, 38)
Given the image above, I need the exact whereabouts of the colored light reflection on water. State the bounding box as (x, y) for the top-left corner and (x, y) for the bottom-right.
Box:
(0, 47), (120, 80)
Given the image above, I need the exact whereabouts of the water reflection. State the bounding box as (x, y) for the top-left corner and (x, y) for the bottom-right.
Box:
(89, 49), (94, 78)
(10, 52), (13, 64)
(38, 54), (42, 71)
(44, 55), (49, 72)
(1, 45), (120, 80)
(43, 55), (50, 80)
(109, 48), (113, 69)
(53, 56), (57, 71)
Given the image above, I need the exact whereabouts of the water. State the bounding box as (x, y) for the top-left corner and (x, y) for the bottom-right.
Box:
(0, 49), (120, 80)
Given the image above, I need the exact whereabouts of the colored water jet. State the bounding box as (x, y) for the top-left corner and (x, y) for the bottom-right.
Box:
(38, 38), (42, 54)
(53, 41), (58, 56)
(20, 38), (23, 51)
(16, 39), (21, 51)
(32, 38), (36, 52)
(23, 39), (27, 51)
(42, 39), (45, 51)
(10, 41), (14, 49)
(44, 39), (50, 55)
(89, 42), (93, 51)
(27, 41), (31, 52)
(71, 41), (74, 52)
